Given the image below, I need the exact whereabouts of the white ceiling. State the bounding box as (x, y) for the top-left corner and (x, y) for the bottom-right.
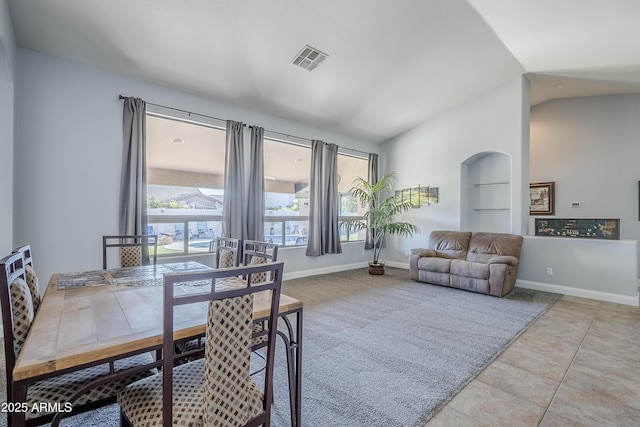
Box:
(8, 0), (640, 143)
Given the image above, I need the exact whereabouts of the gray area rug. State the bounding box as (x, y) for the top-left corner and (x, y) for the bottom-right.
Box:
(1, 268), (559, 426)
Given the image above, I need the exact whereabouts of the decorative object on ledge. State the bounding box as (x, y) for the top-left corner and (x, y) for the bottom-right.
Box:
(535, 218), (620, 240)
(530, 182), (555, 215)
(395, 185), (439, 208)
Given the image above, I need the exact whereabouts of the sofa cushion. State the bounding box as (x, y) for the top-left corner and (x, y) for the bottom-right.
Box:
(466, 232), (523, 263)
(417, 257), (452, 273)
(451, 259), (489, 279)
(428, 231), (472, 259)
(451, 275), (490, 294)
(418, 270), (450, 287)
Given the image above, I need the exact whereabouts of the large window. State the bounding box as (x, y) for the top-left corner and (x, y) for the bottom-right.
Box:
(146, 114), (369, 255)
(337, 153), (368, 242)
(146, 114), (226, 256)
(263, 139), (311, 246)
(263, 138), (368, 246)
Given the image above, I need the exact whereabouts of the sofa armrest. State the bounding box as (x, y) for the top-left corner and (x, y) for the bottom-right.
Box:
(487, 255), (519, 266)
(410, 248), (436, 257)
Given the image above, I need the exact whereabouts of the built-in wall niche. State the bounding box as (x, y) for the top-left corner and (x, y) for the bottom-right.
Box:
(461, 152), (512, 233)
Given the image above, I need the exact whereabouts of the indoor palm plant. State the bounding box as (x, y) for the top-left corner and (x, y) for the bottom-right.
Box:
(342, 172), (418, 275)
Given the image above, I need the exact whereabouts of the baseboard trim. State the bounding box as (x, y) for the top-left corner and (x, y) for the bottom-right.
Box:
(516, 279), (640, 307)
(283, 262), (369, 281)
(384, 261), (409, 270)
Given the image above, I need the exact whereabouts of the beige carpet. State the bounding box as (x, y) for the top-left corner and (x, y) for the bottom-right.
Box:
(1, 268), (559, 426)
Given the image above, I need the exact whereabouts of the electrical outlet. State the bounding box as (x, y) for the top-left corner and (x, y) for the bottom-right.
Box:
(546, 267), (553, 276)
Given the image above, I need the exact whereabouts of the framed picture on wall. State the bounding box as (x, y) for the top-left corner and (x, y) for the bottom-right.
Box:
(529, 182), (555, 215)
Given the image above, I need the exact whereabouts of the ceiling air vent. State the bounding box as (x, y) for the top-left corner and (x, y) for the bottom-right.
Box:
(291, 45), (328, 71)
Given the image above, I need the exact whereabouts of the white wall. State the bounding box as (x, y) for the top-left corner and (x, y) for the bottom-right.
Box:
(0, 80), (12, 255)
(381, 77), (530, 265)
(529, 94), (640, 245)
(518, 236), (638, 306)
(517, 93), (640, 305)
(0, 0), (15, 255)
(14, 49), (377, 284)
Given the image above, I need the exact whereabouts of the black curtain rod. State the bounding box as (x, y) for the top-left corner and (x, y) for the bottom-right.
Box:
(259, 128), (370, 157)
(118, 95), (243, 126)
(119, 95), (370, 156)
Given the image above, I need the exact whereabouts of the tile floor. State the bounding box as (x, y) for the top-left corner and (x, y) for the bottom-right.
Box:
(426, 294), (640, 426)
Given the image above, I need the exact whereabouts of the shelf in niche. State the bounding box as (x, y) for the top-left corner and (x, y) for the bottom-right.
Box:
(473, 182), (510, 187)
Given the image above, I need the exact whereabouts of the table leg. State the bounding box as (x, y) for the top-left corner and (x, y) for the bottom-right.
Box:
(294, 308), (302, 427)
(278, 308), (303, 427)
(10, 382), (27, 427)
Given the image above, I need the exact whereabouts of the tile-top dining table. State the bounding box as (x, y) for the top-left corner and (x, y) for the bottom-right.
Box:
(12, 261), (302, 426)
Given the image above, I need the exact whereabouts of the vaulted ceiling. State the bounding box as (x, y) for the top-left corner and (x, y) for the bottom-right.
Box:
(8, 0), (640, 143)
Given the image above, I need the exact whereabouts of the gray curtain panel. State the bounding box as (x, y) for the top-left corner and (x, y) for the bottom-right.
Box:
(119, 97), (150, 263)
(305, 140), (325, 256)
(306, 141), (342, 256)
(223, 120), (247, 240)
(365, 153), (379, 250)
(323, 143), (342, 254)
(247, 126), (265, 241)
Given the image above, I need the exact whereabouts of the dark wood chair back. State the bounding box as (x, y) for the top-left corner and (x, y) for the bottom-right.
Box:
(12, 244), (33, 268)
(102, 235), (158, 269)
(242, 241), (279, 285)
(242, 240), (279, 265)
(12, 244), (43, 314)
(214, 237), (241, 268)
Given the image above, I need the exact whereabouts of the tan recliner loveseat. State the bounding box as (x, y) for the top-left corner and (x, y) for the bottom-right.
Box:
(409, 230), (523, 297)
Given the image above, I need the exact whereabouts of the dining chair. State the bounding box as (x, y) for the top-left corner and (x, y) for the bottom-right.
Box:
(12, 244), (41, 314)
(174, 236), (242, 357)
(242, 240), (279, 352)
(215, 236), (241, 268)
(102, 235), (158, 269)
(243, 240), (279, 284)
(118, 261), (284, 427)
(0, 252), (157, 427)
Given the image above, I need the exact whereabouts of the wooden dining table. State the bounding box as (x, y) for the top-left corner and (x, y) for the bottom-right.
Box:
(11, 261), (303, 427)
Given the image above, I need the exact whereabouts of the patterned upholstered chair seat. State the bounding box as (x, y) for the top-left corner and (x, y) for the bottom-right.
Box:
(26, 353), (155, 420)
(118, 358), (263, 426)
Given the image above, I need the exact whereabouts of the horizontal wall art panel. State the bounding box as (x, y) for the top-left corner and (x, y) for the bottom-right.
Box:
(535, 218), (620, 240)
